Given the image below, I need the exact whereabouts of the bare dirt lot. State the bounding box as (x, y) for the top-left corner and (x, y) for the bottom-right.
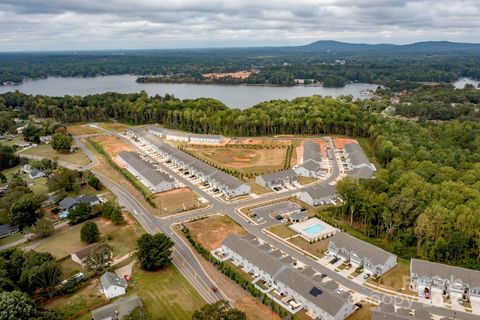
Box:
(154, 187), (204, 215)
(185, 146), (287, 175)
(333, 137), (356, 149)
(91, 135), (134, 166)
(186, 215), (246, 251)
(67, 124), (102, 136)
(202, 70), (252, 79)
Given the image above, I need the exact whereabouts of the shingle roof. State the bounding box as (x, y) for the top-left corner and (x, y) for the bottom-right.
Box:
(411, 259), (480, 288)
(118, 151), (174, 186)
(303, 141), (322, 162)
(59, 195), (100, 211)
(298, 159), (322, 172)
(330, 232), (397, 267)
(222, 235), (351, 317)
(100, 272), (128, 290)
(72, 243), (101, 260)
(302, 184), (337, 200)
(92, 295), (142, 320)
(258, 169), (298, 183)
(344, 143), (371, 167)
(349, 166), (375, 178)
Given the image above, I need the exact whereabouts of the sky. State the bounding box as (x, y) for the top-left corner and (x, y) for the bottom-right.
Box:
(0, 0), (480, 51)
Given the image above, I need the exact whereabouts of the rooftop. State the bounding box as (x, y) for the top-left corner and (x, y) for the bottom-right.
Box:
(303, 141), (322, 162)
(258, 169), (298, 183)
(92, 295), (142, 320)
(411, 259), (480, 288)
(100, 271), (128, 290)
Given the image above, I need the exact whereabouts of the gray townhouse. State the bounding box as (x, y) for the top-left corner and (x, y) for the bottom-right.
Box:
(296, 184), (337, 206)
(221, 235), (355, 320)
(410, 259), (480, 302)
(129, 130), (250, 197)
(255, 169), (298, 189)
(371, 303), (432, 320)
(342, 143), (376, 178)
(117, 151), (175, 193)
(189, 133), (224, 144)
(328, 232), (397, 276)
(293, 141), (329, 178)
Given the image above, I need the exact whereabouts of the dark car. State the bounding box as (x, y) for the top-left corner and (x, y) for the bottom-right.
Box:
(329, 257), (339, 264)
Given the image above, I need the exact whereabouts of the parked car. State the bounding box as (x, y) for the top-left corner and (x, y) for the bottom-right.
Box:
(329, 257), (339, 264)
(458, 299), (464, 306)
(320, 273), (327, 279)
(363, 273), (371, 280)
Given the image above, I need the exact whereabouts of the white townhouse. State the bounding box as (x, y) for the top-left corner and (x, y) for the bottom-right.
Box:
(293, 141), (329, 178)
(255, 169), (298, 189)
(296, 184), (337, 206)
(342, 143), (376, 178)
(328, 232), (397, 276)
(189, 133), (224, 144)
(410, 259), (480, 301)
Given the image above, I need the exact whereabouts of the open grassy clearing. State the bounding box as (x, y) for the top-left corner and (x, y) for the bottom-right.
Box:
(98, 122), (133, 132)
(0, 233), (23, 246)
(0, 135), (24, 147)
(2, 165), (50, 195)
(44, 278), (107, 320)
(368, 258), (412, 294)
(184, 145), (287, 175)
(267, 224), (297, 239)
(186, 215), (246, 250)
(35, 215), (144, 259)
(67, 124), (102, 136)
(288, 237), (328, 258)
(20, 144), (90, 166)
(154, 187), (205, 215)
(129, 265), (205, 320)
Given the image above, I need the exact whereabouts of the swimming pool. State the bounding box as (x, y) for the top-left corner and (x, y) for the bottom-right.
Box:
(303, 223), (326, 236)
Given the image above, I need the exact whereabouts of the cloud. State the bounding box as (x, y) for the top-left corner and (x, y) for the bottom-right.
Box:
(0, 0), (479, 51)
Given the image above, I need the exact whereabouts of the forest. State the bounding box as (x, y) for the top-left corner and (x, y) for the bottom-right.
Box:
(1, 90), (480, 268)
(1, 43), (480, 87)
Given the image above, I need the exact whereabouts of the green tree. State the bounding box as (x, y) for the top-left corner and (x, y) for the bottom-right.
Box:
(192, 300), (246, 320)
(137, 234), (174, 271)
(68, 203), (93, 224)
(32, 220), (54, 238)
(51, 132), (73, 153)
(87, 174), (101, 190)
(0, 291), (59, 319)
(110, 210), (124, 225)
(10, 194), (43, 230)
(22, 124), (42, 143)
(80, 221), (100, 244)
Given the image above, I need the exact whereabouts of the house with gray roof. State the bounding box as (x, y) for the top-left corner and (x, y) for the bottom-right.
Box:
(207, 171), (251, 198)
(117, 151), (175, 193)
(59, 195), (101, 212)
(92, 294), (143, 320)
(410, 259), (480, 301)
(296, 184), (337, 206)
(255, 169), (298, 189)
(294, 141), (329, 178)
(343, 143), (376, 178)
(370, 303), (430, 320)
(100, 272), (128, 299)
(220, 235), (354, 320)
(328, 232), (397, 276)
(71, 243), (101, 266)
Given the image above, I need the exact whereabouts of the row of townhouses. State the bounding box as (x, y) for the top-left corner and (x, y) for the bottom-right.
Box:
(128, 129), (251, 197)
(220, 234), (355, 320)
(328, 232), (398, 276)
(148, 125), (224, 144)
(341, 142), (376, 179)
(255, 168), (298, 189)
(410, 259), (480, 302)
(117, 151), (176, 193)
(296, 184), (338, 207)
(371, 303), (432, 320)
(293, 141), (330, 178)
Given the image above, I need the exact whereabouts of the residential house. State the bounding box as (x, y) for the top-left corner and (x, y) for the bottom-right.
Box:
(371, 304), (431, 320)
(165, 129), (191, 142)
(296, 184), (337, 206)
(328, 232), (397, 276)
(59, 195), (101, 212)
(410, 259), (480, 302)
(189, 133), (224, 144)
(22, 164), (46, 179)
(100, 272), (128, 299)
(117, 151), (175, 193)
(71, 243), (101, 266)
(221, 235), (354, 320)
(342, 143), (376, 178)
(293, 141), (329, 178)
(255, 169), (298, 189)
(92, 295), (143, 320)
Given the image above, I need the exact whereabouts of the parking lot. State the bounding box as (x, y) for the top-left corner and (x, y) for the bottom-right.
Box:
(250, 201), (302, 223)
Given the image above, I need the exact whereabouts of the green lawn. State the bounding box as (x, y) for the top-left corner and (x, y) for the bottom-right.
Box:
(0, 233), (23, 247)
(20, 144), (90, 166)
(35, 216), (145, 259)
(130, 265), (205, 320)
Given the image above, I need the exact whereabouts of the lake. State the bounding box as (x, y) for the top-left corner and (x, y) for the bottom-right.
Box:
(0, 75), (378, 109)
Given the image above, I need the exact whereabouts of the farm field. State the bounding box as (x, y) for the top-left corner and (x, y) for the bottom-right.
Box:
(67, 124), (102, 136)
(184, 145), (287, 175)
(185, 215), (246, 250)
(20, 144), (90, 166)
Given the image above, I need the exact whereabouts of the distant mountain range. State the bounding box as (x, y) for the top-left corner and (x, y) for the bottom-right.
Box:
(295, 40), (480, 53)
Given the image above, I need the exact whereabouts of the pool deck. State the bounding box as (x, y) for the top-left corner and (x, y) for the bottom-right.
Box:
(289, 217), (337, 241)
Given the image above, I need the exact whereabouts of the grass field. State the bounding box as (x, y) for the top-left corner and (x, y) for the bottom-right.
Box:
(98, 122), (132, 132)
(370, 258), (411, 293)
(2, 165), (49, 195)
(288, 237), (328, 258)
(67, 124), (102, 136)
(0, 233), (23, 246)
(35, 215), (145, 259)
(20, 144), (90, 166)
(130, 265), (205, 320)
(185, 145), (287, 175)
(267, 224), (297, 239)
(154, 188), (205, 215)
(44, 278), (108, 320)
(186, 215), (246, 250)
